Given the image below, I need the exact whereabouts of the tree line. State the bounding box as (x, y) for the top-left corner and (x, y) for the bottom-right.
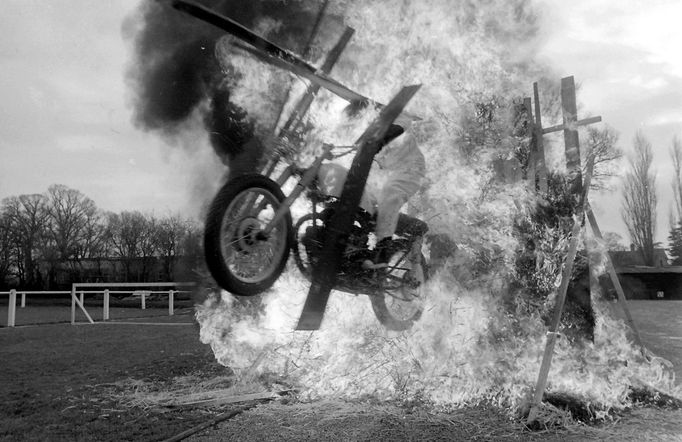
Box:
(0, 184), (201, 290)
(621, 133), (682, 266)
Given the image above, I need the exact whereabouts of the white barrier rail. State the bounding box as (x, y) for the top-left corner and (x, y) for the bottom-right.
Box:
(1, 283), (196, 327)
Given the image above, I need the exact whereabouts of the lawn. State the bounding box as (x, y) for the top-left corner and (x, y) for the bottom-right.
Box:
(0, 312), (227, 441)
(1, 300), (681, 441)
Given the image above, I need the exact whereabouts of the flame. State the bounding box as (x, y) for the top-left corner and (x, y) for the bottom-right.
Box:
(194, 0), (680, 415)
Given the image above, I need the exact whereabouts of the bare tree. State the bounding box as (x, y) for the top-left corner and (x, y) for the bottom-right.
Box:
(2, 195), (50, 287)
(0, 211), (13, 287)
(621, 131), (657, 265)
(105, 211), (160, 281)
(585, 125), (622, 191)
(670, 135), (682, 223)
(44, 185), (99, 277)
(106, 211), (147, 280)
(155, 214), (191, 281)
(139, 214), (159, 280)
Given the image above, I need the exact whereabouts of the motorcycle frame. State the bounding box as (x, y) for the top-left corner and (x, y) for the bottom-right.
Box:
(260, 142), (337, 236)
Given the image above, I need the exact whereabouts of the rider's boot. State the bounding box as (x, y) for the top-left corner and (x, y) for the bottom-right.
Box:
(363, 237), (392, 270)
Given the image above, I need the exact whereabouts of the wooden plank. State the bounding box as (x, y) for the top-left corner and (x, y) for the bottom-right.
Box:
(541, 116), (602, 135)
(532, 82), (547, 192)
(296, 85), (421, 330)
(173, 0), (370, 104)
(231, 41), (368, 103)
(561, 76), (582, 195)
(280, 27), (355, 135)
(527, 148), (596, 425)
(585, 206), (648, 355)
(263, 26), (354, 177)
(269, 0), (330, 134)
(165, 390), (291, 407)
(524, 97), (535, 183)
(71, 290), (95, 324)
(173, 1), (318, 76)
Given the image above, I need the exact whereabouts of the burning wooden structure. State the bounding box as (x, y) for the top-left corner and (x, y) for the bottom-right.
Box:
(164, 0), (679, 430)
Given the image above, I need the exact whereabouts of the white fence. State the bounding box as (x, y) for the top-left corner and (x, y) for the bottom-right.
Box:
(1, 282), (196, 327)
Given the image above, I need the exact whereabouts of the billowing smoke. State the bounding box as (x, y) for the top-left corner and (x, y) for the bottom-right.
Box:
(123, 0), (331, 175)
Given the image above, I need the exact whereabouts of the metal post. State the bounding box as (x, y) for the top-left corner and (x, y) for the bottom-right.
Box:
(103, 289), (110, 321)
(8, 289), (16, 327)
(168, 290), (174, 316)
(79, 291), (84, 306)
(20, 292), (26, 308)
(141, 292), (146, 310)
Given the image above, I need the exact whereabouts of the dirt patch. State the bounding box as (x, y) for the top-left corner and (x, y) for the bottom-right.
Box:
(181, 400), (682, 441)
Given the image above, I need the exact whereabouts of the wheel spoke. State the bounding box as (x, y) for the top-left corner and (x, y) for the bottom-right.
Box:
(219, 188), (287, 283)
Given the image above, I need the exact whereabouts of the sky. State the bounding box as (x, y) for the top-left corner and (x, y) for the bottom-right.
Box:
(1, 0), (681, 245)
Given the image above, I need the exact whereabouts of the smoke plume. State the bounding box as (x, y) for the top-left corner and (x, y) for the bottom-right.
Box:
(124, 0), (331, 173)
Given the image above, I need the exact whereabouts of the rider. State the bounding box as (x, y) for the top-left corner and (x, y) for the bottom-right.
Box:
(316, 107), (426, 269)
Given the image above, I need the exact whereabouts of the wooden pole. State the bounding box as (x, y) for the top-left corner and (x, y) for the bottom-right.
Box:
(527, 148), (595, 425)
(8, 289), (16, 327)
(524, 97), (536, 184)
(169, 290), (175, 316)
(561, 76), (582, 195)
(20, 292), (25, 308)
(71, 285), (76, 324)
(586, 207), (648, 355)
(103, 289), (110, 321)
(532, 82), (547, 192)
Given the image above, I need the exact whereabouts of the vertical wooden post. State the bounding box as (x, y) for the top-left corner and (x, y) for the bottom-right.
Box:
(533, 82), (547, 193)
(71, 285), (76, 324)
(141, 292), (146, 310)
(103, 289), (110, 321)
(524, 97), (535, 183)
(169, 290), (175, 316)
(20, 292), (26, 308)
(8, 289), (16, 327)
(561, 76), (582, 195)
(79, 291), (84, 306)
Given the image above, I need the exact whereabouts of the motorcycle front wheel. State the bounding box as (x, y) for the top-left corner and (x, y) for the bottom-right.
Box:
(370, 251), (428, 331)
(204, 174), (292, 296)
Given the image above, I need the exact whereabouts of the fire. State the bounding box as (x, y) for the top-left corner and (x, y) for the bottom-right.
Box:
(125, 0), (681, 416)
(196, 263), (679, 411)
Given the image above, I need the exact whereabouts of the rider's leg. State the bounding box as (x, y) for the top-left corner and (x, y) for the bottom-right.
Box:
(364, 174), (420, 269)
(375, 174), (421, 240)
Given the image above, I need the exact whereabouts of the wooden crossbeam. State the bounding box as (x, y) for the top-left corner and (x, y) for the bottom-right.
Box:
(542, 116), (602, 135)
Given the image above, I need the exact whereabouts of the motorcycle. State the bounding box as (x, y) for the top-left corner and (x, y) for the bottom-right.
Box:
(203, 138), (429, 331)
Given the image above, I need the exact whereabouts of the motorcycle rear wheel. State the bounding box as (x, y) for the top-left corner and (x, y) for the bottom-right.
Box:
(292, 213), (323, 280)
(204, 174), (292, 296)
(370, 251), (427, 331)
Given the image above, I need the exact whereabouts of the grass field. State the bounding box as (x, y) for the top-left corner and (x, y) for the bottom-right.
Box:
(0, 295), (194, 327)
(1, 300), (681, 441)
